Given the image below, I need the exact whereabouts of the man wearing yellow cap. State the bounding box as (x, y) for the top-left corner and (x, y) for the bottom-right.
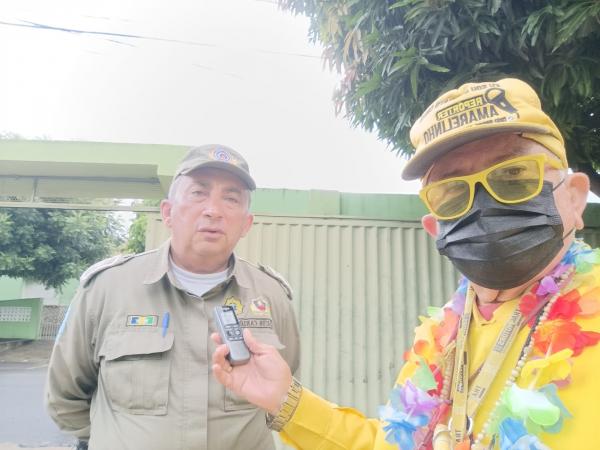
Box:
(211, 79), (600, 449)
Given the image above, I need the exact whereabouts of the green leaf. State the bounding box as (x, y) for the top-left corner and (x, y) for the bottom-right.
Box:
(424, 63), (450, 73)
(528, 65), (544, 80)
(430, 14), (446, 46)
(410, 64), (420, 98)
(389, 0), (415, 11)
(490, 0), (502, 15)
(356, 73), (382, 97)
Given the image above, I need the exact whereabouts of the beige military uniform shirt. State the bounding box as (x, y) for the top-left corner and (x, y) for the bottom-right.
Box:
(45, 241), (300, 450)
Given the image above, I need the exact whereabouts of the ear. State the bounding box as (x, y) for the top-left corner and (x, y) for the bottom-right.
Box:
(160, 199), (173, 229)
(240, 213), (254, 237)
(421, 214), (439, 238)
(566, 172), (590, 230)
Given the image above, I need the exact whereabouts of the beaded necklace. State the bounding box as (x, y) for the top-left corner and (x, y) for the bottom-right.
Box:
(379, 239), (600, 450)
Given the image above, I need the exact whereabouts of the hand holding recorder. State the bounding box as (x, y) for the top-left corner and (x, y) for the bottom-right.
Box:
(211, 325), (292, 415)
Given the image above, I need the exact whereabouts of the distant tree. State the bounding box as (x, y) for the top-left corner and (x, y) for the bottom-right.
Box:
(123, 199), (161, 254)
(125, 213), (148, 254)
(281, 0), (600, 192)
(0, 208), (124, 290)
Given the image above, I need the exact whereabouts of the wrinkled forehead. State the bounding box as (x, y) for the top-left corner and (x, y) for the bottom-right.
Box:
(424, 133), (556, 184)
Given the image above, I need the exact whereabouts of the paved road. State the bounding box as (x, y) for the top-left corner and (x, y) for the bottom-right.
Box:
(0, 342), (74, 449)
(0, 362), (74, 448)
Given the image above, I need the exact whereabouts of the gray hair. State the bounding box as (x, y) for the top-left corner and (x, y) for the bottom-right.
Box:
(167, 175), (185, 201)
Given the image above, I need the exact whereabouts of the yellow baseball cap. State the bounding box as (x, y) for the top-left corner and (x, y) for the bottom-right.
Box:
(401, 78), (567, 180)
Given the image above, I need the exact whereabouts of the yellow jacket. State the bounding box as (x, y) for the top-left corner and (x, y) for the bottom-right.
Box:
(280, 269), (600, 449)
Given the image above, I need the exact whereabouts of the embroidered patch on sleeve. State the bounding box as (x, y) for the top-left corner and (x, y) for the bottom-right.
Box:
(249, 298), (271, 316)
(224, 296), (243, 315)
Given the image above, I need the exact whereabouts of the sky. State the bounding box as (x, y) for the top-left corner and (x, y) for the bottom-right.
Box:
(0, 0), (422, 195)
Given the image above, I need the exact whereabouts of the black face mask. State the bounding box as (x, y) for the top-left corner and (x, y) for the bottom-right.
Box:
(435, 181), (565, 290)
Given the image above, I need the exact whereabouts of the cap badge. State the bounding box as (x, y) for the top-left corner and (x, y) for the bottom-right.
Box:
(212, 148), (231, 162)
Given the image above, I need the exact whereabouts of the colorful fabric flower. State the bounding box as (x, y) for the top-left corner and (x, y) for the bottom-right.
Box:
(412, 339), (436, 362)
(547, 297), (581, 321)
(499, 418), (550, 450)
(538, 384), (572, 434)
(411, 316), (438, 362)
(536, 276), (559, 296)
(411, 357), (438, 392)
(448, 277), (468, 316)
(379, 405), (428, 450)
(433, 308), (460, 348)
(399, 359), (418, 382)
(502, 385), (561, 429)
(496, 384), (571, 437)
(426, 306), (443, 319)
(533, 319), (600, 356)
(549, 262), (569, 278)
(380, 380), (442, 449)
(429, 364), (443, 395)
(380, 381), (441, 450)
(559, 289), (580, 303)
(395, 380), (440, 416)
(577, 287), (600, 316)
(519, 349), (573, 388)
(574, 248), (600, 273)
(519, 292), (541, 326)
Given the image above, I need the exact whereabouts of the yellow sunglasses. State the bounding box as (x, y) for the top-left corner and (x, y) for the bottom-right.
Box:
(419, 154), (565, 220)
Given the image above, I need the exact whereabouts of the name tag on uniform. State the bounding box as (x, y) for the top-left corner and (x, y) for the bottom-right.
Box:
(239, 318), (273, 328)
(126, 315), (158, 326)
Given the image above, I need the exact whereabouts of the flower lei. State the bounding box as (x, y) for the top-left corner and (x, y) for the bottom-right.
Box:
(379, 239), (600, 450)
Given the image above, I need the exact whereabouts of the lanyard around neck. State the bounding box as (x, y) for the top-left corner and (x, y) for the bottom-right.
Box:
(449, 285), (526, 445)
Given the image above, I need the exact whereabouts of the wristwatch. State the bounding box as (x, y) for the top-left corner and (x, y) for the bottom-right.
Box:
(266, 377), (303, 432)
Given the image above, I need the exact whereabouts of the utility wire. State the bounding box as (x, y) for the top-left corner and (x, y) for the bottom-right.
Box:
(0, 19), (321, 59)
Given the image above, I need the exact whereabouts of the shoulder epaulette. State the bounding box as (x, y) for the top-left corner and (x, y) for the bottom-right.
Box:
(80, 254), (135, 286)
(257, 263), (293, 300)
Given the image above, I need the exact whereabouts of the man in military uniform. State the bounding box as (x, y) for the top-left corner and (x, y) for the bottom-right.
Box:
(45, 145), (301, 450)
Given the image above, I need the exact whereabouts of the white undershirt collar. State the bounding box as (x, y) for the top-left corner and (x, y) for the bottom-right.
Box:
(169, 256), (229, 298)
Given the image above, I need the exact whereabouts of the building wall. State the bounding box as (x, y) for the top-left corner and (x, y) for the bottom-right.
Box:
(0, 277), (78, 306)
(146, 191), (459, 417)
(236, 216), (458, 416)
(0, 277), (24, 301)
(0, 298), (43, 340)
